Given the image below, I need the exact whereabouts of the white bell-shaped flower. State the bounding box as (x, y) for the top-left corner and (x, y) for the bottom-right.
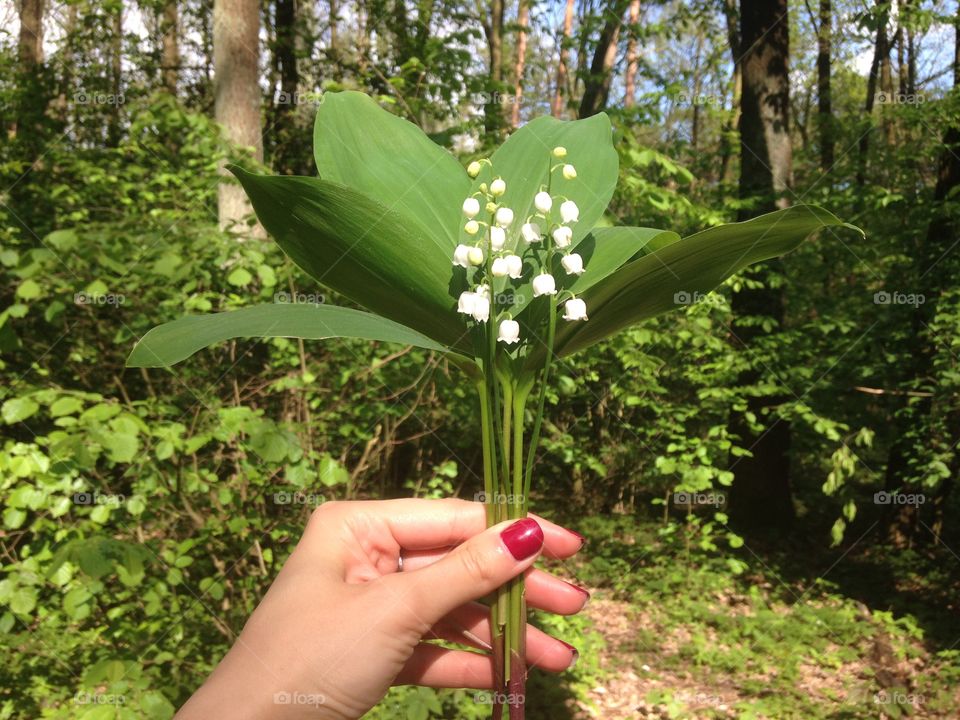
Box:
(563, 297), (588, 321)
(463, 197), (480, 218)
(464, 220), (480, 236)
(534, 191), (553, 214)
(453, 244), (471, 268)
(471, 294), (491, 322)
(532, 273), (557, 297)
(521, 222), (542, 243)
(475, 283), (491, 299)
(490, 178), (506, 196)
(490, 226), (506, 251)
(560, 200), (580, 223)
(553, 226), (573, 248)
(491, 257), (509, 277)
(468, 247), (484, 265)
(495, 207), (514, 227)
(457, 291), (476, 315)
(504, 254), (523, 279)
(498, 319), (520, 344)
(561, 253), (585, 275)
(562, 164), (577, 180)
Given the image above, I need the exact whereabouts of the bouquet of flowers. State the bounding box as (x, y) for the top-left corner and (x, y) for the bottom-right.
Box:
(128, 91), (857, 718)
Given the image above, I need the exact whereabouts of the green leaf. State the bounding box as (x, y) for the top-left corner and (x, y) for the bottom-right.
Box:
(313, 91), (469, 249)
(10, 586), (37, 615)
(50, 396), (84, 417)
(550, 206), (856, 359)
(16, 279), (41, 300)
(127, 303), (447, 367)
(2, 397), (39, 424)
(227, 267), (253, 286)
(319, 455), (349, 487)
(229, 167), (469, 350)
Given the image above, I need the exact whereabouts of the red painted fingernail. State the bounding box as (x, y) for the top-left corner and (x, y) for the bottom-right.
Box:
(558, 639), (579, 668)
(564, 580), (591, 601)
(567, 528), (586, 547)
(501, 518), (544, 560)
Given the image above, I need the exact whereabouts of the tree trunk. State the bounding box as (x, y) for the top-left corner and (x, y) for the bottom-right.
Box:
(511, 0), (529, 128)
(624, 0), (639, 107)
(728, 0), (795, 530)
(214, 0), (264, 231)
(107, 3), (124, 146)
(483, 0), (505, 136)
(816, 0), (833, 172)
(579, 0), (629, 118)
(18, 0), (44, 67)
(719, 0), (740, 185)
(552, 0), (575, 117)
(11, 0), (45, 141)
(272, 0), (300, 173)
(857, 2), (890, 188)
(161, 1), (179, 94)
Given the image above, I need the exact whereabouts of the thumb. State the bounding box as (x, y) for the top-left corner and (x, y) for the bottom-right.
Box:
(395, 517), (544, 628)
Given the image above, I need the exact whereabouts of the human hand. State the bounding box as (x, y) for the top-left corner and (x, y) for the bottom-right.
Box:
(175, 498), (588, 719)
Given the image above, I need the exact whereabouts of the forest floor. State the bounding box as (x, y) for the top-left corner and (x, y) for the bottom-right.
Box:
(543, 514), (960, 720)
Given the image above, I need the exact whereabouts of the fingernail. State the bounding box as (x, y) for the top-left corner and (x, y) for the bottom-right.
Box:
(567, 528), (586, 548)
(501, 518), (544, 560)
(558, 639), (579, 669)
(564, 580), (591, 602)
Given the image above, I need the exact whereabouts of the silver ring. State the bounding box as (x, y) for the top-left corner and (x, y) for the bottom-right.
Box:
(397, 554), (404, 573)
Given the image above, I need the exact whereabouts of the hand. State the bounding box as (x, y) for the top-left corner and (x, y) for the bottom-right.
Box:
(175, 498), (589, 719)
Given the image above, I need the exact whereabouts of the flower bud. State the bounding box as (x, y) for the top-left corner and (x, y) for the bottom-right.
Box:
(490, 226), (506, 251)
(552, 146), (567, 158)
(492, 257), (509, 277)
(563, 297), (588, 321)
(534, 191), (553, 214)
(521, 222), (542, 243)
(560, 200), (579, 223)
(532, 273), (557, 297)
(471, 294), (491, 322)
(468, 247), (484, 265)
(467, 161), (483, 178)
(495, 207), (514, 227)
(490, 177), (507, 196)
(504, 254), (523, 279)
(453, 244), (472, 268)
(552, 226), (573, 248)
(465, 220), (480, 236)
(562, 164), (577, 180)
(486, 201), (498, 214)
(462, 197), (480, 218)
(561, 253), (585, 275)
(498, 319), (520, 344)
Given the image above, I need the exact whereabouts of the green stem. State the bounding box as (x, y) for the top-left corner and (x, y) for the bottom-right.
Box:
(524, 295), (557, 509)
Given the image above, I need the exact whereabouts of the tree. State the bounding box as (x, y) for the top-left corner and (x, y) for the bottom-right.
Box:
(270, 0), (301, 174)
(511, 0), (529, 128)
(624, 0), (639, 107)
(161, 1), (179, 95)
(214, 0), (264, 231)
(552, 0), (575, 117)
(728, 0), (795, 529)
(482, 0), (506, 135)
(816, 0), (833, 173)
(579, 0), (630, 118)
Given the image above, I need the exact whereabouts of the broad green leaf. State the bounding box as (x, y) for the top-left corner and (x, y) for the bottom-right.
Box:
(126, 303), (447, 368)
(230, 167), (469, 350)
(314, 91), (469, 249)
(463, 113), (619, 256)
(2, 397), (39, 424)
(549, 206), (859, 360)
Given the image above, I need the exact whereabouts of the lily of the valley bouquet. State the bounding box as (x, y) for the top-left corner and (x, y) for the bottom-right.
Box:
(128, 92), (856, 718)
